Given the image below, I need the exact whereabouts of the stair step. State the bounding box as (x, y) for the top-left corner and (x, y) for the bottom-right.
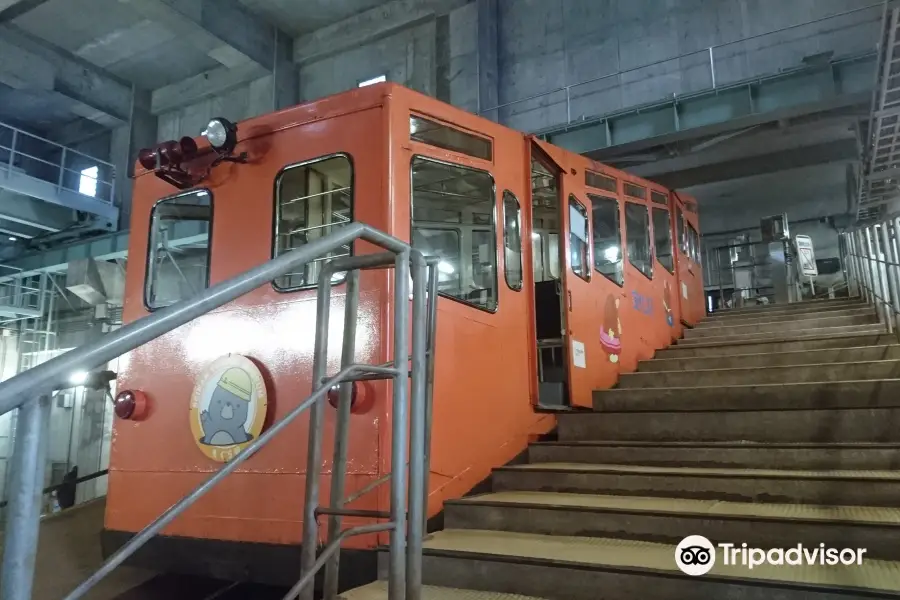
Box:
(593, 379), (900, 411)
(676, 324), (886, 346)
(416, 529), (900, 599)
(529, 441), (900, 470)
(445, 491), (900, 560)
(700, 306), (874, 327)
(640, 345), (900, 371)
(342, 581), (550, 600)
(493, 463), (900, 507)
(710, 298), (865, 318)
(685, 314), (877, 338)
(561, 405), (900, 443)
(619, 361), (900, 388)
(656, 333), (896, 357)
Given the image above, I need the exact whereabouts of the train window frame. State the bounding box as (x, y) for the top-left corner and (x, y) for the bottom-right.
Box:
(589, 193), (624, 287)
(623, 182), (647, 200)
(410, 114), (493, 162)
(688, 222), (701, 264)
(625, 201), (653, 280)
(585, 170), (617, 193)
(502, 190), (523, 291)
(272, 153), (355, 292)
(144, 188), (213, 311)
(676, 205), (687, 255)
(410, 154), (499, 314)
(652, 207), (675, 274)
(651, 190), (668, 205)
(568, 194), (591, 282)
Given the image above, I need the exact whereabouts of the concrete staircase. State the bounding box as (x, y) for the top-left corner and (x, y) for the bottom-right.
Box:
(344, 298), (900, 600)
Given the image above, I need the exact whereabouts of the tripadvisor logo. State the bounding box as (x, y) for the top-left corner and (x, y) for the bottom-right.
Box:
(675, 536), (867, 576)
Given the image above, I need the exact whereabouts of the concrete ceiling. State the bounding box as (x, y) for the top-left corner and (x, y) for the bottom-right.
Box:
(1, 0), (391, 130)
(237, 0), (389, 35)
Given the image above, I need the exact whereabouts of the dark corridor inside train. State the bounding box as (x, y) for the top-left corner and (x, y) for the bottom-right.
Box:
(531, 154), (569, 409)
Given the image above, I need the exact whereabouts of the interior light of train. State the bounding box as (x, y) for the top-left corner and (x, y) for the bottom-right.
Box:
(708, 295), (714, 312)
(531, 232), (541, 240)
(604, 246), (620, 262)
(69, 370), (89, 385)
(202, 117), (238, 154)
(438, 261), (455, 274)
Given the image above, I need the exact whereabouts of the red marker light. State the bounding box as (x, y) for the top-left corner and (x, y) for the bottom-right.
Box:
(113, 389), (148, 421)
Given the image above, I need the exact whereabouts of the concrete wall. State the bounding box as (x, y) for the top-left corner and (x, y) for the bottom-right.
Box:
(157, 74), (276, 141)
(496, 0), (878, 131)
(298, 3), (479, 111)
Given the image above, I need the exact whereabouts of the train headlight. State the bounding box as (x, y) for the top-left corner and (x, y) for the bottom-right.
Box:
(202, 117), (238, 154)
(113, 389), (149, 421)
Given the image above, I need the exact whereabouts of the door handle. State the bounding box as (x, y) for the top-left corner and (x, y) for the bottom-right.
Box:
(567, 290), (573, 312)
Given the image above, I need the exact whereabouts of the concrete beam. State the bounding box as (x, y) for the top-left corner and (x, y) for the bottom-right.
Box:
(119, 0), (277, 70)
(0, 24), (132, 126)
(0, 0), (48, 22)
(150, 62), (268, 115)
(649, 139), (858, 189)
(294, 0), (468, 65)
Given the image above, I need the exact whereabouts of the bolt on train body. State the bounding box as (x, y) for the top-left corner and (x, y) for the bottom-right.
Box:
(103, 83), (704, 583)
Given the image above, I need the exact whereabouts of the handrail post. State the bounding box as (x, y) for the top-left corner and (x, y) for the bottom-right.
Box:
(866, 227), (887, 326)
(0, 395), (51, 600)
(322, 269), (360, 600)
(57, 147), (67, 192)
(422, 260), (438, 534)
(406, 253), (428, 600)
(389, 250), (410, 600)
(8, 129), (16, 172)
(299, 269), (334, 600)
(709, 46), (716, 88)
(844, 233), (860, 298)
(879, 222), (900, 331)
(856, 229), (878, 304)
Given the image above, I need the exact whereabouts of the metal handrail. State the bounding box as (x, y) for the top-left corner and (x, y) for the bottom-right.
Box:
(479, 3), (881, 121)
(0, 222), (438, 600)
(842, 217), (900, 339)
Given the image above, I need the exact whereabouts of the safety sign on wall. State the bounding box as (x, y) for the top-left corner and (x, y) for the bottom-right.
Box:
(795, 235), (818, 277)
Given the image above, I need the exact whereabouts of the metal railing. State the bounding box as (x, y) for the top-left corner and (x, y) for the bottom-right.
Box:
(0, 121), (116, 204)
(481, 3), (882, 130)
(0, 222), (439, 600)
(843, 217), (900, 337)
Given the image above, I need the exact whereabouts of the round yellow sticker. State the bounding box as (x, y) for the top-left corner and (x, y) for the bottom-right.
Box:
(189, 354), (268, 463)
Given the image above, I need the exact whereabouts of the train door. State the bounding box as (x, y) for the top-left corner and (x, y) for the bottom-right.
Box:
(673, 191), (704, 325)
(650, 187), (681, 343)
(620, 178), (659, 367)
(528, 139), (594, 408)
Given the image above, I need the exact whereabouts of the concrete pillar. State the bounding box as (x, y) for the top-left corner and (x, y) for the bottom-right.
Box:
(111, 87), (157, 231)
(273, 29), (299, 111)
(477, 0), (499, 121)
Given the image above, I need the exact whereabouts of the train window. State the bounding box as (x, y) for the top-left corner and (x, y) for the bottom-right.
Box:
(589, 194), (624, 286)
(688, 223), (701, 264)
(568, 195), (590, 281)
(585, 170), (617, 193)
(651, 191), (668, 205)
(410, 115), (493, 161)
(502, 191), (523, 291)
(652, 207), (675, 274)
(676, 205), (686, 255)
(145, 190), (212, 309)
(274, 154), (353, 291)
(625, 202), (652, 279)
(623, 182), (646, 200)
(411, 156), (498, 311)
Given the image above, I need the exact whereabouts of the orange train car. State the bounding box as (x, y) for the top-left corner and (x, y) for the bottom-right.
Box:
(103, 83), (704, 584)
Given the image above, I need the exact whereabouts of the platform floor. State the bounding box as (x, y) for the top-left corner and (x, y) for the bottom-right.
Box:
(1, 498), (156, 600)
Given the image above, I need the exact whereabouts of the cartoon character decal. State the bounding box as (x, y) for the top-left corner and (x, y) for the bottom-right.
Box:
(190, 354), (268, 463)
(663, 282), (674, 327)
(600, 295), (622, 363)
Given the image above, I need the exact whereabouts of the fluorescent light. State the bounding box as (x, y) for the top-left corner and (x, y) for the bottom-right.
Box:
(358, 75), (386, 87)
(69, 370), (89, 385)
(7, 237), (15, 242)
(438, 261), (455, 274)
(531, 232), (541, 240)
